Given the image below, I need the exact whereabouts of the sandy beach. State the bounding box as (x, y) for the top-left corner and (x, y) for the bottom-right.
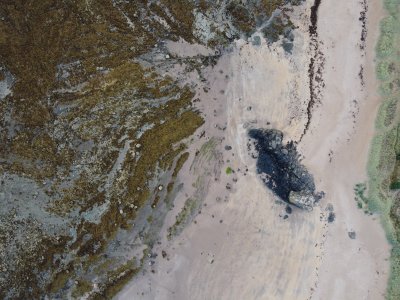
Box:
(307, 0), (390, 299)
(116, 0), (390, 299)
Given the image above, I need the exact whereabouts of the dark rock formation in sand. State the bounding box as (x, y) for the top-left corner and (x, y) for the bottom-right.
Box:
(248, 128), (323, 210)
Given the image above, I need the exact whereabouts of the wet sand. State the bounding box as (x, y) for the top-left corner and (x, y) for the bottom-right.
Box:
(117, 0), (390, 299)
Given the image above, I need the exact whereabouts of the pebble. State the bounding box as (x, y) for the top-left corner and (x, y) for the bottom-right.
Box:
(348, 230), (356, 239)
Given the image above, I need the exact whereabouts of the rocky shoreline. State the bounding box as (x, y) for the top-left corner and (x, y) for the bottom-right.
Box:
(0, 1), (308, 299)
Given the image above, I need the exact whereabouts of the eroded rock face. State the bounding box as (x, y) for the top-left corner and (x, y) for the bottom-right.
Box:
(248, 128), (322, 210)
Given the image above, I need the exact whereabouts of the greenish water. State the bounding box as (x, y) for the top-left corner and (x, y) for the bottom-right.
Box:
(367, 0), (400, 298)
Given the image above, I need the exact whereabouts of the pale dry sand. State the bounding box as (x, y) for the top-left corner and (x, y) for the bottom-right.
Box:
(117, 0), (390, 299)
(307, 0), (390, 299)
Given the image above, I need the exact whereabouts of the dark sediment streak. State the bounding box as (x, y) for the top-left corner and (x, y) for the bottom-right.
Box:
(300, 0), (323, 142)
(359, 0), (368, 50)
(309, 0), (322, 35)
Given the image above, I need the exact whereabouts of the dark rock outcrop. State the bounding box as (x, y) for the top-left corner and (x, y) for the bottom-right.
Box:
(248, 128), (322, 210)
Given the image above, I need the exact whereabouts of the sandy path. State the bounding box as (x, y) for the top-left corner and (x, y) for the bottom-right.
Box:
(116, 0), (390, 299)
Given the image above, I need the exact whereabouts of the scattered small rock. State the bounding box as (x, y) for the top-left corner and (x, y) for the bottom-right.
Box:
(224, 145), (232, 151)
(325, 203), (334, 212)
(285, 206), (292, 214)
(327, 212), (335, 223)
(252, 35), (261, 46)
(348, 230), (356, 239)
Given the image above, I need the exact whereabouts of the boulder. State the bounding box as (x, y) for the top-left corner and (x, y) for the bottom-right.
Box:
(289, 190), (316, 211)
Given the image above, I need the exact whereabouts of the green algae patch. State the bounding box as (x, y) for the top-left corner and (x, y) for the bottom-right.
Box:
(71, 280), (93, 298)
(354, 183), (371, 213)
(47, 264), (75, 294)
(167, 198), (200, 240)
(164, 151), (191, 199)
(167, 138), (222, 240)
(226, 166), (233, 174)
(93, 259), (140, 299)
(227, 2), (256, 34)
(126, 108), (204, 208)
(365, 1), (400, 298)
(173, 152), (190, 178)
